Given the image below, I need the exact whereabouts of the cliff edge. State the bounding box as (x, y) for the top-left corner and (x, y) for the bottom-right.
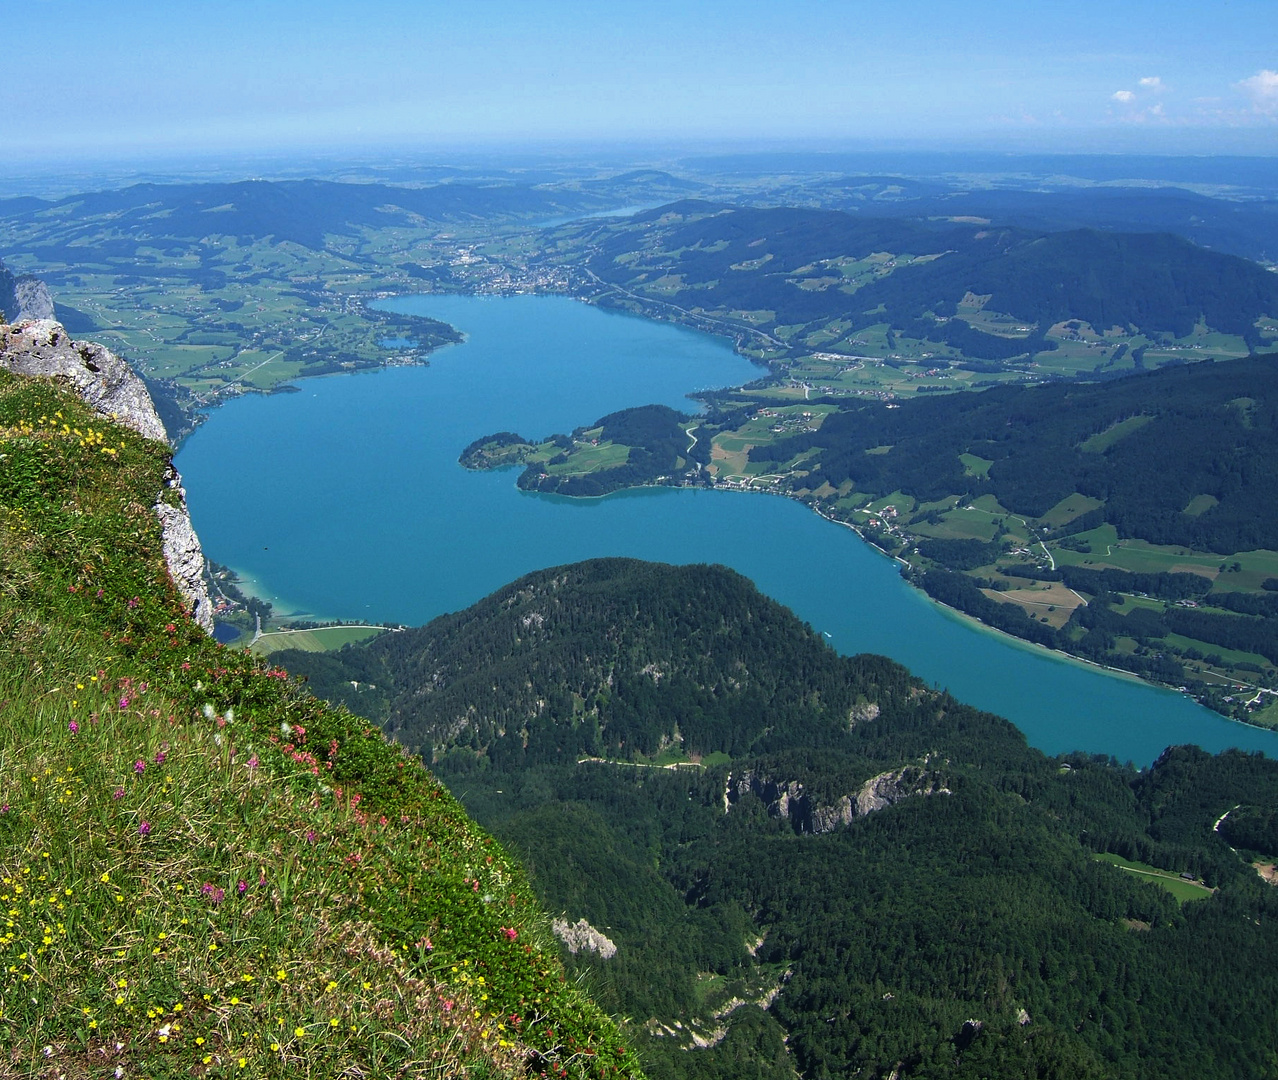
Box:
(0, 317), (214, 631)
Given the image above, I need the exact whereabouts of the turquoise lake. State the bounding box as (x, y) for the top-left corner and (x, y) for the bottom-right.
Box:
(174, 293), (1278, 765)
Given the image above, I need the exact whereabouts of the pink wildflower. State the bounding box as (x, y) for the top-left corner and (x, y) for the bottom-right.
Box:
(133, 760), (145, 774)
(67, 720), (79, 735)
(138, 821), (151, 837)
(112, 788), (124, 800)
(501, 927), (518, 941)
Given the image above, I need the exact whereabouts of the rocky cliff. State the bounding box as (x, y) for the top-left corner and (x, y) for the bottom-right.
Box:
(0, 316), (214, 632)
(724, 762), (951, 834)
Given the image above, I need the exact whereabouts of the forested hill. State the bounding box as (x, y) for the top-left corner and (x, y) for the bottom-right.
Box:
(540, 200), (1278, 361)
(755, 350), (1278, 554)
(276, 558), (1278, 1080)
(299, 558), (972, 766)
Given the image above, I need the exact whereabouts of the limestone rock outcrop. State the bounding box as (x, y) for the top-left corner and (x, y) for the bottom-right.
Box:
(551, 918), (618, 959)
(0, 320), (166, 442)
(725, 763), (950, 834)
(12, 276), (55, 321)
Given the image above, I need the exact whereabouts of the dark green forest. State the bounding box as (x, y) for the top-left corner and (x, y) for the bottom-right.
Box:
(751, 352), (1278, 553)
(276, 558), (1278, 1080)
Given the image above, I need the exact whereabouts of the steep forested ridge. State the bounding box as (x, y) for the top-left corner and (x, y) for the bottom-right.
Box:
(278, 559), (1278, 1080)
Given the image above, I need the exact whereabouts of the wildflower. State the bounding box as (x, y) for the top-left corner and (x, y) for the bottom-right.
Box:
(501, 927), (517, 941)
(246, 755), (258, 770)
(294, 1027), (305, 1038)
(237, 880), (247, 895)
(133, 760), (145, 774)
(138, 822), (151, 837)
(67, 721), (79, 735)
(154, 751), (166, 765)
(202, 703), (215, 720)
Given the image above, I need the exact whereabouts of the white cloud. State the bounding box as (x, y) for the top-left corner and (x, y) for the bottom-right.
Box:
(1138, 76), (1166, 92)
(1237, 69), (1278, 114)
(1112, 89), (1136, 103)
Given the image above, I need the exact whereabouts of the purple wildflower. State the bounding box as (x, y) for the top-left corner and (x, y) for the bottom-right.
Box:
(154, 751), (166, 766)
(112, 788), (124, 800)
(133, 760), (145, 774)
(237, 880), (247, 895)
(68, 721), (79, 735)
(138, 821), (151, 837)
(246, 755), (259, 770)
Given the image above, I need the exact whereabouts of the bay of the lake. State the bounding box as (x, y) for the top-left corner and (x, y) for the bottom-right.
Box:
(174, 294), (1278, 765)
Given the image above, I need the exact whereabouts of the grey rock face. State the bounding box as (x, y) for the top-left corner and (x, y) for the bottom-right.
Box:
(156, 468), (215, 634)
(551, 918), (617, 959)
(13, 276), (55, 321)
(1, 318), (214, 634)
(0, 320), (167, 442)
(725, 763), (950, 834)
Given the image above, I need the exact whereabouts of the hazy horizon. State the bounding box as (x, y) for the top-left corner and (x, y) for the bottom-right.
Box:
(7, 0), (1276, 173)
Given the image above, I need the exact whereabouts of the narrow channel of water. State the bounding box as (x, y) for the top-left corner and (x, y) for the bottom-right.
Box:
(174, 294), (1278, 765)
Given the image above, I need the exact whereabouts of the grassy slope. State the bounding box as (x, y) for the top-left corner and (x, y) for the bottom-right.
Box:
(0, 367), (639, 1079)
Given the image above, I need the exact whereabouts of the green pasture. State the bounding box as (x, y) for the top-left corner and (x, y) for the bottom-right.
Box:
(1093, 853), (1212, 903)
(1080, 415), (1155, 454)
(1039, 492), (1104, 528)
(545, 442), (630, 475)
(959, 453), (992, 477)
(251, 624), (388, 656)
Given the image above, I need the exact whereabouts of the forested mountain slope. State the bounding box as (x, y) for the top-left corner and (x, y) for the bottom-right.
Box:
(537, 201), (1278, 368)
(278, 559), (1278, 1080)
(756, 351), (1278, 553)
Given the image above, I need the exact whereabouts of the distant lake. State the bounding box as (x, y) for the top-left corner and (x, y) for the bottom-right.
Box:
(175, 294), (1278, 765)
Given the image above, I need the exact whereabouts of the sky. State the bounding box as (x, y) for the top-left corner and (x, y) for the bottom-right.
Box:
(5, 0), (1277, 165)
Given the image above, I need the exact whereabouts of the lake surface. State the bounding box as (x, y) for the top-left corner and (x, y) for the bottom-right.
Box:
(175, 293), (1278, 765)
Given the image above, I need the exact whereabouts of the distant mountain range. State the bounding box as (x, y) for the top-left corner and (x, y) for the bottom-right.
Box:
(0, 172), (704, 253)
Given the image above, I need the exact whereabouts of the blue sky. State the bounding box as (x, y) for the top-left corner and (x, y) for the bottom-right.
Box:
(7, 0), (1277, 162)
